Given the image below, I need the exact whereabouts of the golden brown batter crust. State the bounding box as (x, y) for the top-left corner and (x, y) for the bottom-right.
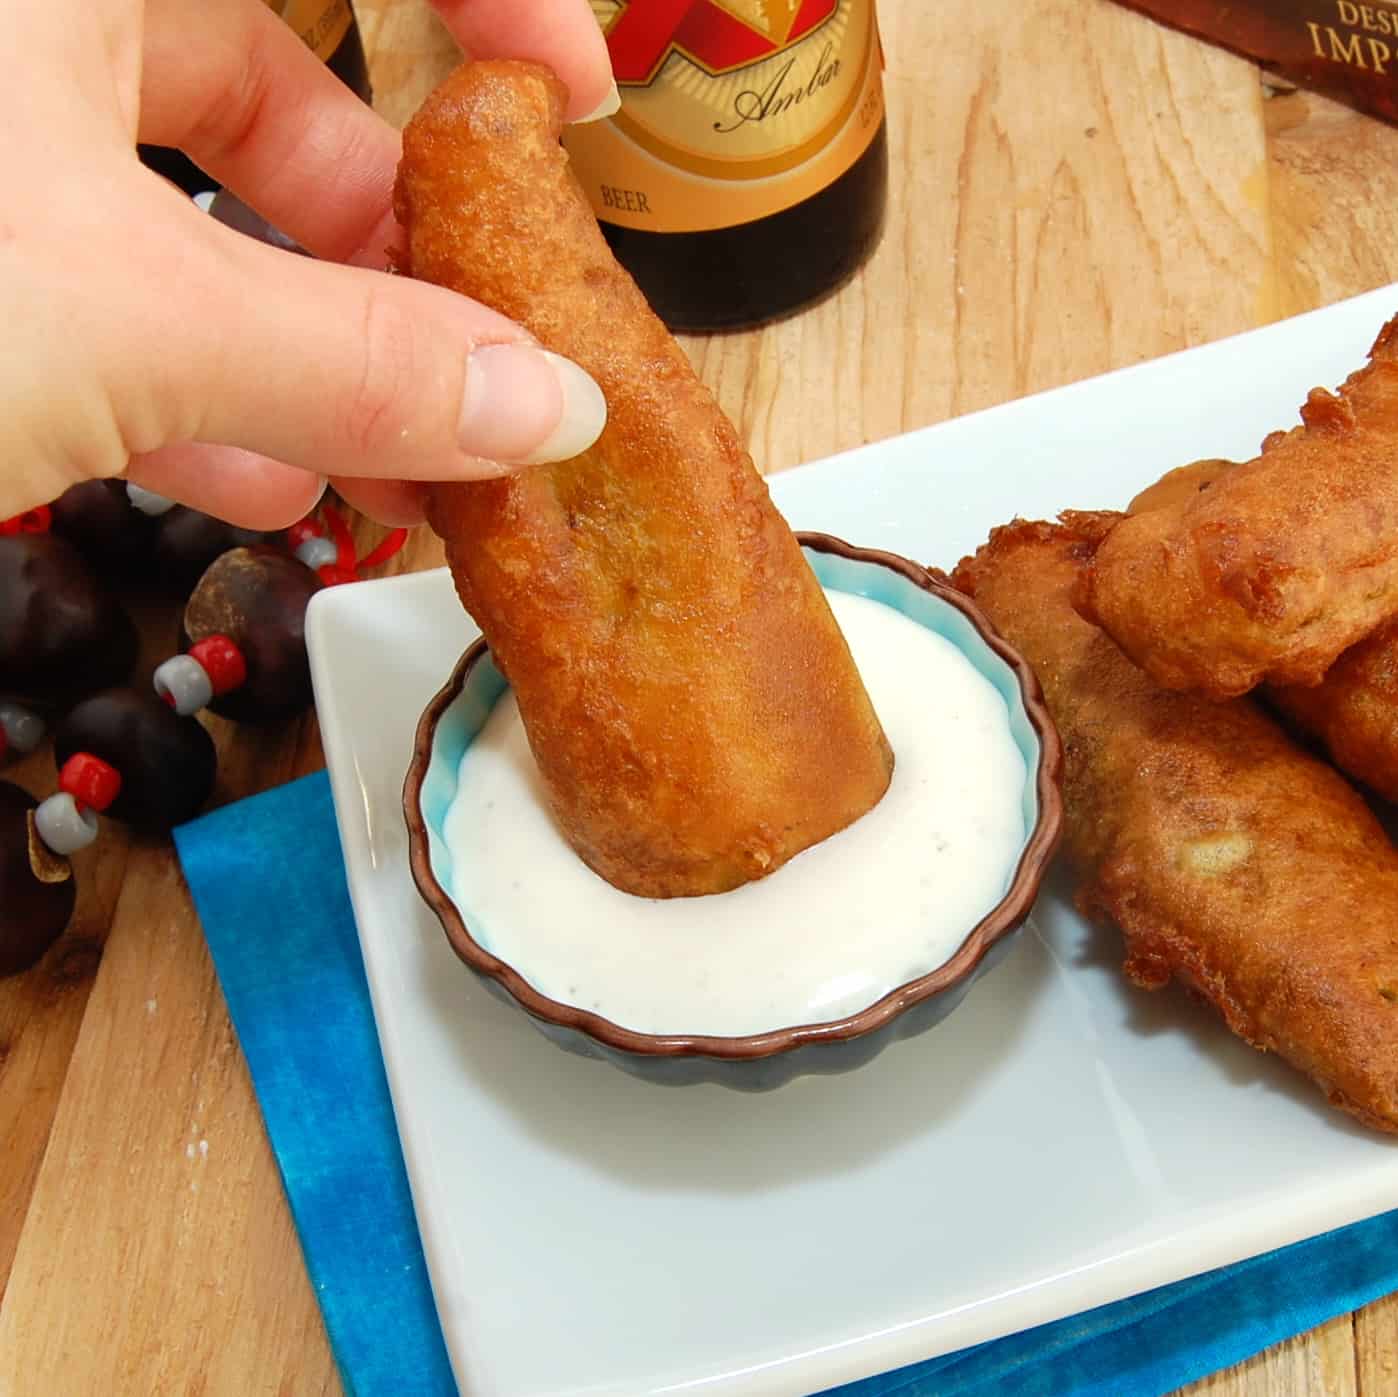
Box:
(1078, 317), (1398, 698)
(952, 515), (1398, 1133)
(394, 61), (892, 897)
(1127, 455), (1398, 807)
(1266, 624), (1398, 804)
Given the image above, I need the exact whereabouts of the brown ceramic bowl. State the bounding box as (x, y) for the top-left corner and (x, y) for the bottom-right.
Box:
(404, 534), (1064, 1090)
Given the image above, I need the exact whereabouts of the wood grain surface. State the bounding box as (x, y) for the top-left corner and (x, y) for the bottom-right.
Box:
(1, 0), (1396, 1392)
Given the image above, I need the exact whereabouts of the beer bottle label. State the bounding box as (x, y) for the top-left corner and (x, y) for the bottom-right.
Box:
(266, 0), (353, 64)
(564, 0), (885, 233)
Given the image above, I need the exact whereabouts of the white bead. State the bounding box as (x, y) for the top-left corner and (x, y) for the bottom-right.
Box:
(153, 654), (213, 716)
(126, 483), (177, 516)
(33, 793), (99, 855)
(295, 535), (338, 570)
(0, 701), (44, 754)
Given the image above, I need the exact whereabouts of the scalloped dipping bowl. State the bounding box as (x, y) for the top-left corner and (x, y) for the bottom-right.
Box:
(404, 534), (1064, 1090)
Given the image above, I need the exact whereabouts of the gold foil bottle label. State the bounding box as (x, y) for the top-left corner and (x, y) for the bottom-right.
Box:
(564, 0), (885, 233)
(266, 0), (353, 63)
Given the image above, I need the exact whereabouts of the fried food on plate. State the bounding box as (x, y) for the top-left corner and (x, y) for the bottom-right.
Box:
(1125, 457), (1235, 515)
(951, 514), (1398, 1133)
(1127, 458), (1398, 805)
(394, 62), (893, 898)
(1077, 316), (1398, 698)
(1263, 622), (1398, 803)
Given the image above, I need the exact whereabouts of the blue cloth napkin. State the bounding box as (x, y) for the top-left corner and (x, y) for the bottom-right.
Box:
(175, 771), (1398, 1397)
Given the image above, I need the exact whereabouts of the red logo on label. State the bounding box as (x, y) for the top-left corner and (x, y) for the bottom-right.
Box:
(606, 0), (839, 84)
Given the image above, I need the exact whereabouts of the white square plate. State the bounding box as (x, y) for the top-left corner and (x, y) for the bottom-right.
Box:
(307, 285), (1398, 1397)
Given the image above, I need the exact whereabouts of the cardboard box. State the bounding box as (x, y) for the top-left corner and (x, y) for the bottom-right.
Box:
(1113, 0), (1398, 121)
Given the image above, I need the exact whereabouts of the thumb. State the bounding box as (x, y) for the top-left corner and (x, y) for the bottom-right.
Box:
(119, 204), (607, 482)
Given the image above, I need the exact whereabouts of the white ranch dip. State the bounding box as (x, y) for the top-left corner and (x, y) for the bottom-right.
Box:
(442, 590), (1028, 1036)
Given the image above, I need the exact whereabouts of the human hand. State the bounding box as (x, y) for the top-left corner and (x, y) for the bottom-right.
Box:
(2, 0), (617, 528)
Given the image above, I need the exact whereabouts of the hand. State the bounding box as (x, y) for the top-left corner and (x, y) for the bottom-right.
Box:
(2, 0), (617, 528)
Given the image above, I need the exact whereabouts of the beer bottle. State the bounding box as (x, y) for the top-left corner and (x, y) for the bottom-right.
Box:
(139, 1), (373, 199)
(288, 0), (373, 106)
(563, 0), (888, 331)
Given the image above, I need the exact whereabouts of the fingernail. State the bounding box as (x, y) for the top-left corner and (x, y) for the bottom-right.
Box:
(574, 79), (621, 123)
(459, 344), (607, 466)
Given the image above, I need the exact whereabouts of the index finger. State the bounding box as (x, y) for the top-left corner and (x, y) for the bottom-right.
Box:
(141, 0), (614, 268)
(430, 0), (617, 122)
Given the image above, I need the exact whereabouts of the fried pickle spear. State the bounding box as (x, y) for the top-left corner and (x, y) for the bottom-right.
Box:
(1127, 458), (1398, 804)
(394, 62), (892, 898)
(951, 514), (1398, 1133)
(1125, 457), (1234, 515)
(1266, 627), (1398, 803)
(1077, 316), (1398, 698)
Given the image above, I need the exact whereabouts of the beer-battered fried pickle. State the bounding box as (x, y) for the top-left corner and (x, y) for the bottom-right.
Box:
(1267, 628), (1398, 804)
(1126, 458), (1398, 805)
(1078, 317), (1398, 698)
(394, 62), (892, 898)
(951, 514), (1398, 1133)
(1125, 457), (1234, 515)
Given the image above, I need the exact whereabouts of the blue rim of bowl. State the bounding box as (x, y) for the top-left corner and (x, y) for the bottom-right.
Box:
(403, 531), (1065, 1062)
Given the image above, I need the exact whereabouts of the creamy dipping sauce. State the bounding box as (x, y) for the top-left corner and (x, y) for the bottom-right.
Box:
(441, 590), (1028, 1037)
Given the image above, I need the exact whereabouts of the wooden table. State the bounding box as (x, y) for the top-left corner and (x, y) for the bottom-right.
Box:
(2, 0), (1396, 1391)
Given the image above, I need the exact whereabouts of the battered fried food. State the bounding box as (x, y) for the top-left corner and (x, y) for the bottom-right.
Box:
(1267, 627), (1398, 803)
(394, 62), (893, 898)
(951, 514), (1398, 1133)
(1125, 457), (1234, 515)
(1077, 317), (1398, 698)
(1127, 458), (1398, 804)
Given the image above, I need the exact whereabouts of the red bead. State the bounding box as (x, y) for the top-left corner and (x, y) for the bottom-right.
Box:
(318, 563), (359, 587)
(187, 635), (248, 696)
(0, 506), (52, 535)
(58, 752), (122, 813)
